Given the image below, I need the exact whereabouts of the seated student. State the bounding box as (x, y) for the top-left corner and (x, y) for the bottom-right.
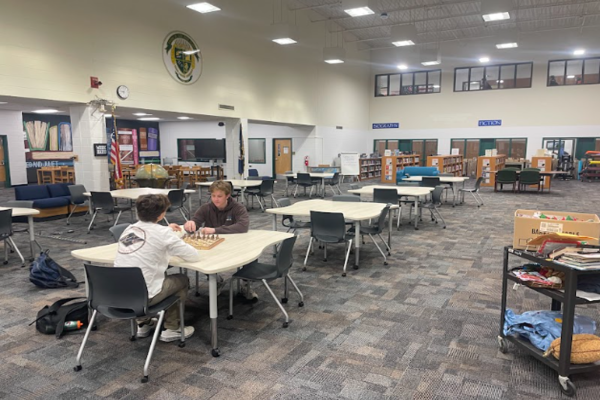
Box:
(114, 194), (200, 342)
(183, 180), (256, 300)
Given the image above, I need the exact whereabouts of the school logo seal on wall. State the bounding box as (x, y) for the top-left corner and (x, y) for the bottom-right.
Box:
(162, 31), (202, 84)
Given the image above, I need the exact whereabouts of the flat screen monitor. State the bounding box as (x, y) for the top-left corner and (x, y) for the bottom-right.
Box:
(177, 139), (226, 162)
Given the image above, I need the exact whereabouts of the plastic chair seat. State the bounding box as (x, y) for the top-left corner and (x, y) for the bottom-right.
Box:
(232, 261), (280, 281)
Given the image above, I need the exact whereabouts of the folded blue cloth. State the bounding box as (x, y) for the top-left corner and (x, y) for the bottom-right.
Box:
(504, 309), (596, 351)
(577, 274), (600, 294)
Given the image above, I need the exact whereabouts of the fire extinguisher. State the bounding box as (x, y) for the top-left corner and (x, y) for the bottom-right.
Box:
(304, 156), (309, 171)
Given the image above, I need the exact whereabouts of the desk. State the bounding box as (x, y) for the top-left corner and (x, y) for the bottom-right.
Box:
(284, 173), (334, 198)
(402, 176), (469, 206)
(348, 185), (433, 230)
(71, 230), (293, 357)
(0, 206), (41, 263)
(196, 180), (262, 206)
(266, 199), (393, 268)
(84, 188), (196, 217)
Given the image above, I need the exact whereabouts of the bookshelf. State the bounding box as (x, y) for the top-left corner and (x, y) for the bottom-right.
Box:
(477, 154), (507, 187)
(381, 154), (420, 183)
(531, 156), (553, 188)
(427, 155), (464, 176)
(359, 158), (381, 181)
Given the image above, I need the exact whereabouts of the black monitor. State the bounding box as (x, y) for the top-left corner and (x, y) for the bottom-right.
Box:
(177, 139), (226, 162)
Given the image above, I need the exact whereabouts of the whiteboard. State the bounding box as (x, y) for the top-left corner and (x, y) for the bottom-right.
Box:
(340, 152), (359, 176)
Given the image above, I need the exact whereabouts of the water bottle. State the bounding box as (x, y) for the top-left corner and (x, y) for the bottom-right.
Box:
(64, 321), (83, 331)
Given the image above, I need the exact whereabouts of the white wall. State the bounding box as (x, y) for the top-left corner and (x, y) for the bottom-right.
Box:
(0, 110), (27, 185)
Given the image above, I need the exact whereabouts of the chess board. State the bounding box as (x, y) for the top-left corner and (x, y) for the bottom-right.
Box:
(182, 234), (225, 250)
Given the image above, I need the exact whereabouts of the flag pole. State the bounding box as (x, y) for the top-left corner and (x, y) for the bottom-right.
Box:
(111, 105), (124, 189)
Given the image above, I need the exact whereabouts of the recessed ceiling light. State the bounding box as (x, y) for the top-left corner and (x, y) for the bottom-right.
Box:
(186, 2), (220, 14)
(479, 57), (490, 63)
(392, 40), (415, 47)
(496, 42), (518, 49)
(324, 59), (344, 64)
(0, 101), (7, 105)
(567, 75), (575, 79)
(421, 61), (440, 66)
(482, 12), (510, 22)
(344, 7), (374, 17)
(272, 38), (297, 45)
(133, 112), (152, 116)
(32, 109), (59, 114)
(574, 49), (586, 55)
(138, 117), (160, 121)
(397, 64), (408, 70)
(177, 116), (192, 120)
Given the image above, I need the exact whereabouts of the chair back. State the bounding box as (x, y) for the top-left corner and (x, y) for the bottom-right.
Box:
(439, 173), (454, 177)
(333, 195), (360, 202)
(248, 169), (259, 177)
(84, 264), (148, 319)
(297, 173), (312, 185)
(275, 236), (297, 276)
(519, 170), (541, 185)
(90, 192), (115, 213)
(373, 188), (398, 204)
(259, 179), (275, 196)
(0, 209), (13, 238)
(420, 177), (441, 187)
(523, 167), (541, 172)
(285, 171), (295, 184)
(109, 223), (131, 242)
(373, 204), (391, 233)
(168, 189), (185, 209)
(431, 186), (444, 204)
(496, 169), (517, 183)
(329, 172), (340, 185)
(310, 211), (346, 242)
(278, 198), (291, 207)
(474, 177), (484, 191)
(68, 184), (87, 205)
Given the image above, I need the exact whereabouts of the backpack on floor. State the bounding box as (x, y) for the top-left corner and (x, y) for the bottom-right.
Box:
(29, 250), (79, 289)
(30, 297), (88, 338)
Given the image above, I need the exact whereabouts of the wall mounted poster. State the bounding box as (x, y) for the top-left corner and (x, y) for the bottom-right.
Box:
(117, 128), (139, 165)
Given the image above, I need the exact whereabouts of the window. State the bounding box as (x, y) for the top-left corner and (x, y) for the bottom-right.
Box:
(248, 138), (266, 164)
(451, 138), (527, 158)
(374, 69), (441, 97)
(454, 62), (533, 91)
(373, 139), (438, 165)
(548, 57), (600, 86)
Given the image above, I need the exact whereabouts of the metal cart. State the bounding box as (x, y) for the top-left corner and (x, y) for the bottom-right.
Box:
(499, 246), (600, 396)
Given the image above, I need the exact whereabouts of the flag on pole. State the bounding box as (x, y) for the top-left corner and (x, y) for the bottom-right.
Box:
(238, 125), (245, 175)
(110, 130), (124, 188)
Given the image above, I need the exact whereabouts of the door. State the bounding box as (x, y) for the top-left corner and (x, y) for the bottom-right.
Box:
(479, 139), (495, 156)
(412, 140), (423, 166)
(0, 136), (8, 187)
(273, 138), (292, 176)
(425, 140), (438, 166)
(575, 138), (596, 160)
(398, 140), (412, 153)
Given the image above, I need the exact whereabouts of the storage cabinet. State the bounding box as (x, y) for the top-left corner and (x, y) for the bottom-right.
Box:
(531, 156), (553, 188)
(427, 155), (464, 176)
(477, 154), (506, 187)
(381, 155), (420, 183)
(359, 158), (381, 181)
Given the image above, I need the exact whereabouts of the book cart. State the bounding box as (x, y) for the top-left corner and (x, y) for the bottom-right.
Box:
(499, 246), (600, 396)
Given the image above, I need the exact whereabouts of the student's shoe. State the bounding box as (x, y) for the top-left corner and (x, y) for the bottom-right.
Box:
(136, 318), (157, 338)
(239, 283), (258, 302)
(159, 326), (195, 342)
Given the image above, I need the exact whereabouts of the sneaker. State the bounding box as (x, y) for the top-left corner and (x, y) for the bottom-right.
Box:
(159, 326), (195, 342)
(136, 318), (157, 338)
(239, 282), (258, 301)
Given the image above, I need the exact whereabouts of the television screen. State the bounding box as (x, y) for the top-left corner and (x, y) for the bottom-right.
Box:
(178, 139), (226, 161)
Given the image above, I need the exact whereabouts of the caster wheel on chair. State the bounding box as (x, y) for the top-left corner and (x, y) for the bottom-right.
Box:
(302, 267), (307, 271)
(226, 315), (233, 320)
(353, 265), (359, 270)
(3, 261), (7, 265)
(211, 348), (221, 357)
(443, 226), (446, 229)
(298, 301), (304, 307)
(281, 298), (288, 304)
(195, 292), (200, 297)
(384, 262), (388, 266)
(178, 342), (185, 348)
(130, 336), (136, 341)
(141, 376), (149, 383)
(323, 258), (327, 262)
(342, 273), (347, 277)
(559, 379), (576, 397)
(282, 322), (289, 328)
(73, 365), (82, 372)
(387, 252), (391, 256)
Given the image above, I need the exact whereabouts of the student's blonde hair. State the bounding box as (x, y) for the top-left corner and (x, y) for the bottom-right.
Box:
(209, 180), (232, 196)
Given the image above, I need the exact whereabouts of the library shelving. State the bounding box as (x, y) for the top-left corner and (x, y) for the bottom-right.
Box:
(477, 154), (507, 187)
(531, 156), (553, 188)
(427, 155), (464, 176)
(359, 158), (381, 181)
(381, 154), (420, 183)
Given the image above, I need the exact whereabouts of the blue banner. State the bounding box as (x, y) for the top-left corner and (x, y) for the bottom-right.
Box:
(478, 120), (502, 127)
(372, 123), (399, 129)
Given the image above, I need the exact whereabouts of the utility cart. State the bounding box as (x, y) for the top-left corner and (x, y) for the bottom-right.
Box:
(580, 151), (600, 182)
(499, 246), (600, 396)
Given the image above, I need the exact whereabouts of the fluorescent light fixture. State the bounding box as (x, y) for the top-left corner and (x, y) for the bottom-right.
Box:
(325, 59), (344, 64)
(323, 47), (346, 64)
(186, 2), (220, 14)
(271, 23), (298, 45)
(397, 64), (408, 70)
(496, 42), (518, 49)
(391, 24), (417, 47)
(273, 38), (297, 45)
(183, 49), (201, 55)
(344, 7), (374, 17)
(138, 117), (160, 121)
(133, 112), (152, 116)
(32, 109), (59, 114)
(479, 57), (490, 63)
(567, 75), (575, 79)
(574, 49), (586, 55)
(481, 0), (512, 22)
(392, 40), (415, 47)
(0, 101), (7, 105)
(177, 116), (192, 120)
(421, 61), (441, 66)
(482, 12), (510, 22)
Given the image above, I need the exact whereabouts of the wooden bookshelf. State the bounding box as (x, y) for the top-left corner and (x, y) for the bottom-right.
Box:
(427, 155), (464, 176)
(477, 154), (507, 187)
(531, 156), (553, 188)
(381, 154), (420, 183)
(359, 158), (381, 181)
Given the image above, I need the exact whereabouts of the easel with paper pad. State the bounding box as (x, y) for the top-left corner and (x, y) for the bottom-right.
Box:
(340, 152), (359, 183)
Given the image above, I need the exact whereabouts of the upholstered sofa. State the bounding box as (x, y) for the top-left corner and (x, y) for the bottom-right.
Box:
(14, 183), (72, 219)
(396, 166), (439, 183)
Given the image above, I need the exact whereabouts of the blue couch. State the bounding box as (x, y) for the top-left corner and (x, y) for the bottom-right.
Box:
(14, 183), (72, 218)
(396, 166), (439, 183)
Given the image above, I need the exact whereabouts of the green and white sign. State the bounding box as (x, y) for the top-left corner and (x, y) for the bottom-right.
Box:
(163, 31), (202, 85)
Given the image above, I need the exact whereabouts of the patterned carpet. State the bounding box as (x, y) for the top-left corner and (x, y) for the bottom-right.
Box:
(1, 179), (599, 399)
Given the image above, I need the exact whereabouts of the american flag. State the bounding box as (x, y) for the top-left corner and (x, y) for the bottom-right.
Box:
(110, 131), (124, 187)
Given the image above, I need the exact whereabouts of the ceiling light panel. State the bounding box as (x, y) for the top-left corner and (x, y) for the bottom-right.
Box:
(32, 109), (59, 114)
(186, 2), (220, 14)
(496, 42), (518, 49)
(273, 38), (297, 45)
(574, 49), (585, 55)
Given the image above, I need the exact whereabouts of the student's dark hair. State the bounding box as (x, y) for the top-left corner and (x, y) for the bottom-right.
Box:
(136, 194), (171, 222)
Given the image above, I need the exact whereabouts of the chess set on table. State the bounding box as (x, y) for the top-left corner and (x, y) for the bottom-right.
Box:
(182, 232), (225, 250)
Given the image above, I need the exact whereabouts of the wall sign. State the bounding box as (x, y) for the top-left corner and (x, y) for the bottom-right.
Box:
(163, 31), (202, 85)
(94, 143), (108, 157)
(372, 123), (400, 129)
(478, 120), (502, 127)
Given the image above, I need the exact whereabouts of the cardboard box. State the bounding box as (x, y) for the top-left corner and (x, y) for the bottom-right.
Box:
(514, 209), (600, 249)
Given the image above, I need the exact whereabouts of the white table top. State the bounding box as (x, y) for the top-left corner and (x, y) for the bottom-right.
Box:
(403, 176), (469, 183)
(0, 206), (40, 217)
(285, 173), (334, 179)
(84, 188), (195, 200)
(265, 199), (388, 221)
(196, 180), (262, 188)
(71, 230), (293, 275)
(348, 185), (434, 197)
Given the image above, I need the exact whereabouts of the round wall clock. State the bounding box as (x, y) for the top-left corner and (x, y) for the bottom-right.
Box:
(116, 85), (130, 99)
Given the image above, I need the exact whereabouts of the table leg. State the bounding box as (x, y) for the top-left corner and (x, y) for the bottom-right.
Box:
(272, 214), (278, 255)
(198, 186), (202, 206)
(208, 274), (220, 357)
(188, 192), (193, 219)
(452, 183), (458, 207)
(27, 215), (41, 260)
(413, 197), (419, 230)
(354, 220), (361, 268)
(388, 210), (392, 250)
(321, 178), (326, 198)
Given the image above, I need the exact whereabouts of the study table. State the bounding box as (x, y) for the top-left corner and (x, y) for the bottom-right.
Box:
(266, 199), (395, 267)
(196, 180), (262, 206)
(0, 206), (41, 264)
(84, 188), (196, 217)
(401, 176), (469, 206)
(284, 172), (334, 198)
(489, 170), (563, 192)
(71, 229), (293, 357)
(347, 185), (434, 230)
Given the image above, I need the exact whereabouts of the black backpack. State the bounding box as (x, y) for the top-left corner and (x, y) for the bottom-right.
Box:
(29, 250), (79, 289)
(30, 297), (88, 338)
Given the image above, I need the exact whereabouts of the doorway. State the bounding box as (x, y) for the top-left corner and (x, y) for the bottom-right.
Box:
(273, 138), (292, 176)
(479, 139), (495, 156)
(0, 136), (9, 187)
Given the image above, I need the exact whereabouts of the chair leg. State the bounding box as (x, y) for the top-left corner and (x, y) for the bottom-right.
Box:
(303, 238), (313, 270)
(257, 196), (265, 212)
(434, 207), (446, 228)
(376, 233), (391, 254)
(142, 309), (166, 382)
(368, 234), (387, 265)
(87, 211), (98, 233)
(7, 237), (24, 266)
(228, 278), (235, 319)
(271, 195), (279, 208)
(261, 279), (289, 327)
(179, 208), (188, 221)
(66, 204), (76, 225)
(286, 275), (304, 306)
(476, 192), (484, 206)
(4, 239), (8, 264)
(178, 299), (185, 345)
(74, 309), (98, 371)
(342, 239), (353, 277)
(308, 186), (313, 198)
(114, 211), (123, 226)
(163, 216), (170, 225)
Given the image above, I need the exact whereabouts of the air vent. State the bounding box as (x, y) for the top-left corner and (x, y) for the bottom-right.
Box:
(336, 126), (343, 130)
(219, 104), (235, 111)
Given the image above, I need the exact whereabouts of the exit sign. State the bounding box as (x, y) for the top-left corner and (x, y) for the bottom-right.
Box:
(478, 120), (502, 127)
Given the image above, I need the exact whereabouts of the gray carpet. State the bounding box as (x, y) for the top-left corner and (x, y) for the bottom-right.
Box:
(1, 179), (599, 399)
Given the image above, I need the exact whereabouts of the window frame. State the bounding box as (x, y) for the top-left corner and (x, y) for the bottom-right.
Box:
(248, 138), (267, 164)
(453, 62), (533, 92)
(374, 69), (442, 97)
(547, 57), (600, 86)
(450, 138), (528, 158)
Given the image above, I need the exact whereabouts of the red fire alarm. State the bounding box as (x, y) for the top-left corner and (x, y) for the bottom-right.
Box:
(90, 77), (102, 89)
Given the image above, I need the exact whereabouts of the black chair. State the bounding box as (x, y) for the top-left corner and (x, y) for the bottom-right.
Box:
(5, 200), (34, 230)
(324, 172), (342, 196)
(278, 198), (310, 233)
(109, 223), (131, 242)
(304, 211), (353, 277)
(459, 177), (484, 207)
(419, 186), (447, 229)
(294, 173), (315, 198)
(248, 168), (259, 177)
(420, 176), (441, 188)
(332, 195), (361, 202)
(247, 179), (278, 212)
(346, 205), (391, 264)
(495, 169), (518, 192)
(66, 184), (90, 225)
(519, 170), (542, 192)
(74, 264), (186, 383)
(373, 188), (400, 229)
(224, 181), (241, 200)
(88, 192), (132, 234)
(164, 189), (188, 224)
(0, 209), (24, 266)
(227, 236), (303, 328)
